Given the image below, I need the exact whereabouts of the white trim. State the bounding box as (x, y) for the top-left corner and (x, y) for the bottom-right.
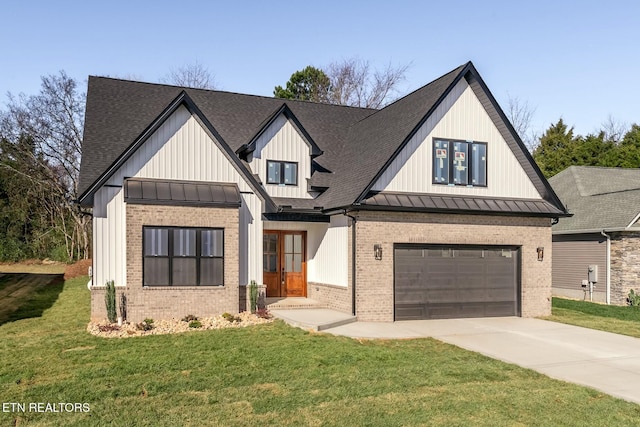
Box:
(626, 211), (640, 229)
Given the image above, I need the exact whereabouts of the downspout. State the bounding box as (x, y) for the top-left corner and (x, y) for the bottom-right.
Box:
(601, 230), (611, 304)
(343, 210), (357, 316)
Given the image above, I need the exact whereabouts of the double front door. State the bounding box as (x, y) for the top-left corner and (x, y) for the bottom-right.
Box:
(263, 230), (306, 297)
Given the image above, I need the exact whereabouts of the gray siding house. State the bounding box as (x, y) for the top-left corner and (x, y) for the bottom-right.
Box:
(550, 166), (640, 304)
(79, 62), (568, 322)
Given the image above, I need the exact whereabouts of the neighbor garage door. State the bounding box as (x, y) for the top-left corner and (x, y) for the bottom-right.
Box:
(394, 245), (520, 320)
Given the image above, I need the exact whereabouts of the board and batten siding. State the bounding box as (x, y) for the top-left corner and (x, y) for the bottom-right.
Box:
(248, 114), (313, 199)
(372, 79), (542, 200)
(264, 215), (349, 287)
(552, 233), (607, 303)
(92, 105), (263, 288)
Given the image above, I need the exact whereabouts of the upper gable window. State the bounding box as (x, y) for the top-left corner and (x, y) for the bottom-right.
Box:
(432, 138), (487, 187)
(267, 160), (298, 186)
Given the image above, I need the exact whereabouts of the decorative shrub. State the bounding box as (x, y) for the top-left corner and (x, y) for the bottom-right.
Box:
(104, 280), (117, 323)
(182, 314), (199, 322)
(119, 293), (127, 322)
(136, 318), (154, 331)
(249, 280), (259, 313)
(188, 320), (202, 329)
(256, 308), (272, 319)
(98, 324), (121, 332)
(222, 312), (241, 323)
(628, 289), (640, 307)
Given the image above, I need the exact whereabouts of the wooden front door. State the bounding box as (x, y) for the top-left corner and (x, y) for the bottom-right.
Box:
(263, 230), (306, 297)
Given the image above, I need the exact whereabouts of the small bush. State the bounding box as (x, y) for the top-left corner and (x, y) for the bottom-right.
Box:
(628, 289), (640, 307)
(249, 280), (258, 313)
(188, 320), (202, 329)
(136, 318), (154, 331)
(222, 312), (241, 323)
(119, 293), (127, 322)
(256, 308), (272, 319)
(182, 314), (198, 322)
(105, 280), (117, 323)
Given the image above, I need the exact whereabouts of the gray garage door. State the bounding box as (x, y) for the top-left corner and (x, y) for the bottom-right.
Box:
(394, 245), (520, 320)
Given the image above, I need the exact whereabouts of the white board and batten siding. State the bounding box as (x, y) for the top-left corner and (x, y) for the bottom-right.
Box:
(264, 215), (349, 287)
(372, 79), (542, 200)
(92, 106), (263, 288)
(248, 114), (313, 199)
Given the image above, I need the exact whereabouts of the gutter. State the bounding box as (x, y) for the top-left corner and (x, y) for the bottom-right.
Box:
(601, 230), (611, 304)
(553, 227), (640, 235)
(343, 210), (357, 316)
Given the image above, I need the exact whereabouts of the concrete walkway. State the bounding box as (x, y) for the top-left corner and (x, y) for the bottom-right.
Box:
(272, 310), (640, 405)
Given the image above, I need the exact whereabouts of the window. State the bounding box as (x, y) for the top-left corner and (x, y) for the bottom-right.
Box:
(143, 227), (224, 286)
(432, 138), (487, 187)
(267, 160), (297, 186)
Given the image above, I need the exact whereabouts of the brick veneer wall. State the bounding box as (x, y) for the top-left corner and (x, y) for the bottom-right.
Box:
(610, 232), (640, 305)
(307, 282), (352, 313)
(352, 211), (553, 322)
(91, 203), (239, 322)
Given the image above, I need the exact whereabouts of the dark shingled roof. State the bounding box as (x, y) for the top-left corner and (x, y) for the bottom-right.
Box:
(79, 61), (568, 218)
(550, 166), (640, 232)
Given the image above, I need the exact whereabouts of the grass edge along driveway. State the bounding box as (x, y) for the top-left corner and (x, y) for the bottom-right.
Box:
(544, 297), (640, 339)
(1, 278), (639, 426)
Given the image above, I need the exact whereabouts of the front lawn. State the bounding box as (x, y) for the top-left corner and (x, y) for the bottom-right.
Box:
(544, 297), (640, 338)
(1, 280), (639, 426)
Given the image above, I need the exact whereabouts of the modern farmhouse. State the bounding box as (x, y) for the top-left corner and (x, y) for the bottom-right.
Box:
(78, 62), (569, 322)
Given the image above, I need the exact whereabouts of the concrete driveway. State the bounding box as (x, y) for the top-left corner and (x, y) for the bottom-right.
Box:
(324, 317), (640, 405)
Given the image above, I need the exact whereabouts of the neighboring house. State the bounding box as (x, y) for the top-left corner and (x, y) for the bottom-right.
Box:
(78, 61), (568, 323)
(550, 166), (640, 304)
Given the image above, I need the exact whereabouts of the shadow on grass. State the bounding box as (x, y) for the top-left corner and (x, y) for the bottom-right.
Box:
(0, 273), (65, 326)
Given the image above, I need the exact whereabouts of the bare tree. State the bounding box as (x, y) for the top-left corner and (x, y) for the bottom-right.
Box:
(0, 71), (91, 260)
(327, 58), (410, 109)
(161, 61), (217, 89)
(505, 94), (537, 151)
(600, 114), (628, 144)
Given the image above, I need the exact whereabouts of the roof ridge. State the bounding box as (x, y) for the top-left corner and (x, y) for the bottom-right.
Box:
(88, 75), (376, 112)
(570, 166), (588, 197)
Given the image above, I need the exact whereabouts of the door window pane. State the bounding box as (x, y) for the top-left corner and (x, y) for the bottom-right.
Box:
(293, 234), (302, 253)
(144, 228), (168, 256)
(452, 141), (468, 185)
(173, 229), (196, 256)
(285, 253), (293, 272)
(471, 143), (487, 186)
(293, 254), (302, 272)
(284, 234), (293, 253)
(433, 140), (450, 184)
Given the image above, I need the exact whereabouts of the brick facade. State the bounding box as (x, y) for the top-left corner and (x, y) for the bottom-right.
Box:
(91, 203), (239, 322)
(610, 232), (640, 305)
(352, 211), (553, 321)
(307, 282), (352, 313)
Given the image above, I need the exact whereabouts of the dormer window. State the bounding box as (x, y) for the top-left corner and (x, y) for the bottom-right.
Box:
(433, 138), (487, 187)
(267, 160), (298, 186)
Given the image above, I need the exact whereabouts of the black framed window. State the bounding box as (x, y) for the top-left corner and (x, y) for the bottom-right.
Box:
(143, 226), (224, 286)
(432, 138), (487, 187)
(267, 160), (297, 186)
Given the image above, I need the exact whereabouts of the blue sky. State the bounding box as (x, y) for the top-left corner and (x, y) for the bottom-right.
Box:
(1, 0), (638, 138)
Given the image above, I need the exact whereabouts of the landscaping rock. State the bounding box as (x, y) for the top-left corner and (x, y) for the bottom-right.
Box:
(87, 311), (273, 338)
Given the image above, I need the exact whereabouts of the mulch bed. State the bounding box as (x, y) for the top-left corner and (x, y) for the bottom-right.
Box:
(64, 259), (92, 280)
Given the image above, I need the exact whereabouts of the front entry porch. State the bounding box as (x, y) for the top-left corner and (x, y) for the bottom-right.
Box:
(263, 230), (307, 297)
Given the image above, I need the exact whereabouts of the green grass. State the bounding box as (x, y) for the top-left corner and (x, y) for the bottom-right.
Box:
(0, 273), (64, 325)
(544, 297), (640, 338)
(1, 282), (639, 426)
